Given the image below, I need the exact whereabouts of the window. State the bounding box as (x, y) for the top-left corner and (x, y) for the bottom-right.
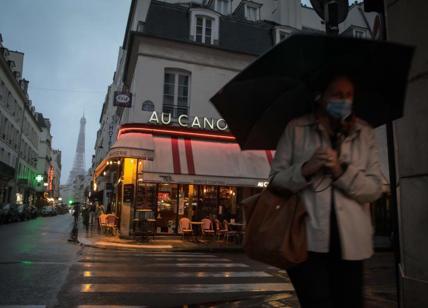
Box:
(215, 0), (231, 15)
(195, 16), (213, 44)
(163, 70), (190, 118)
(276, 29), (291, 44)
(354, 30), (366, 39)
(245, 4), (260, 21)
(190, 9), (219, 45)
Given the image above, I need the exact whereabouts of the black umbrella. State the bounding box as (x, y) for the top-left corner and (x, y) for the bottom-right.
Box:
(210, 33), (414, 150)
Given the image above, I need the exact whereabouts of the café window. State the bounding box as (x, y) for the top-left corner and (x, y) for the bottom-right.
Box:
(157, 183), (178, 234)
(163, 69), (190, 118)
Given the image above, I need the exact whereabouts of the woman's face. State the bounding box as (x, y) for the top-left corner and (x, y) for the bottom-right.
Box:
(320, 76), (355, 120)
(322, 76), (355, 107)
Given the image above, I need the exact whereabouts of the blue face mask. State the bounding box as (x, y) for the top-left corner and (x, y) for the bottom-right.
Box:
(326, 99), (352, 120)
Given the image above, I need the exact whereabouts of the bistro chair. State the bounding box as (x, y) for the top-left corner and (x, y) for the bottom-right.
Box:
(223, 220), (239, 243)
(105, 214), (119, 236)
(179, 217), (193, 240)
(214, 218), (227, 240)
(98, 213), (108, 234)
(201, 218), (215, 240)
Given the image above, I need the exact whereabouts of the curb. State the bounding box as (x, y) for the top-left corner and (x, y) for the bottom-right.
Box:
(78, 237), (244, 253)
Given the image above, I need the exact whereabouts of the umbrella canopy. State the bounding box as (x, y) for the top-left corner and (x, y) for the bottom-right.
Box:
(210, 34), (414, 150)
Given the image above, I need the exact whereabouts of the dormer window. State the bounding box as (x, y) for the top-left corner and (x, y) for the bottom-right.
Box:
(214, 0), (231, 15)
(196, 16), (213, 44)
(275, 28), (291, 44)
(190, 8), (220, 45)
(245, 2), (261, 21)
(354, 29), (367, 39)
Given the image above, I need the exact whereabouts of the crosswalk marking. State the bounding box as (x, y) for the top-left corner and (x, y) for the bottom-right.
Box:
(79, 282), (294, 293)
(78, 306), (147, 308)
(81, 262), (249, 268)
(85, 252), (216, 258)
(79, 257), (232, 262)
(82, 270), (273, 278)
(57, 250), (295, 306)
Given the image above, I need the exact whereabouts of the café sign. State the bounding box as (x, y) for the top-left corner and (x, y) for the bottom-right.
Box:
(113, 91), (132, 108)
(148, 111), (228, 131)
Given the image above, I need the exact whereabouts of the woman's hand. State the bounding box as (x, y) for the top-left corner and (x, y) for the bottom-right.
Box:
(321, 148), (344, 179)
(301, 147), (327, 178)
(301, 147), (344, 179)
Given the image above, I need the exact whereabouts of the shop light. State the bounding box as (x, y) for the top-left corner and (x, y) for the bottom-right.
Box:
(103, 171), (107, 176)
(118, 126), (236, 142)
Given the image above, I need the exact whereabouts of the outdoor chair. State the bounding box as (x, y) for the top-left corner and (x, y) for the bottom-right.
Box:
(178, 217), (193, 240)
(223, 220), (239, 243)
(214, 218), (227, 240)
(98, 214), (108, 234)
(201, 218), (215, 240)
(105, 214), (119, 236)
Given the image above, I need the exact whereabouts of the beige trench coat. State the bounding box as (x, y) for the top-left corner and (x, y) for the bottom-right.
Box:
(270, 114), (383, 260)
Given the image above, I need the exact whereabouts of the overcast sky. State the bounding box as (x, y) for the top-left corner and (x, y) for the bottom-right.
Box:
(0, 0), (358, 185)
(0, 0), (131, 184)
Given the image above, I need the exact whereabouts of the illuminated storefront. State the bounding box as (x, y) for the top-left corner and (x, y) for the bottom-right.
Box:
(94, 123), (272, 237)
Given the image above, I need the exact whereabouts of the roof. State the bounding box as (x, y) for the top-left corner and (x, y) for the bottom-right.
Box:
(141, 0), (274, 56)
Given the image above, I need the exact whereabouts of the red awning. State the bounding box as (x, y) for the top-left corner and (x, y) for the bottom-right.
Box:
(141, 136), (274, 187)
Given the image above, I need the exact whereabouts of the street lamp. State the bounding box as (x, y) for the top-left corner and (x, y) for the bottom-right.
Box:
(310, 0), (349, 35)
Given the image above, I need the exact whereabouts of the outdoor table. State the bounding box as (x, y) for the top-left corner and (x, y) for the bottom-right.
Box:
(228, 222), (245, 244)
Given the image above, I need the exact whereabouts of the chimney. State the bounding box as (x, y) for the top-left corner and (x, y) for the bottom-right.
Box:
(20, 79), (29, 94)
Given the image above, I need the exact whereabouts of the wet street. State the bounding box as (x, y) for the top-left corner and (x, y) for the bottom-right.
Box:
(0, 214), (297, 307)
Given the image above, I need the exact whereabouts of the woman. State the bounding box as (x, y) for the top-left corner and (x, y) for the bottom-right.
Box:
(270, 75), (383, 307)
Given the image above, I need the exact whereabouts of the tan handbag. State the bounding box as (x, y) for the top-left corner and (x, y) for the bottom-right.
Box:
(242, 186), (307, 269)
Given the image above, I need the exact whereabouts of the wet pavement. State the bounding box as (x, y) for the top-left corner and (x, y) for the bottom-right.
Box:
(0, 214), (397, 307)
(0, 213), (80, 307)
(56, 247), (297, 307)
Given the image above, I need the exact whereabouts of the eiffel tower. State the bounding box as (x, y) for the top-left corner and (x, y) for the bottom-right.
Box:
(67, 114), (86, 184)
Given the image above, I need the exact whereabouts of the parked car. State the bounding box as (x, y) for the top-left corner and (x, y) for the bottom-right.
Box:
(0, 203), (20, 223)
(28, 205), (39, 219)
(41, 205), (57, 216)
(56, 203), (69, 215)
(17, 204), (29, 221)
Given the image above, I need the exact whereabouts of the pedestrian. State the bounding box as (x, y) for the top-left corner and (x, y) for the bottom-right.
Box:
(72, 203), (80, 224)
(269, 74), (383, 308)
(89, 203), (96, 227)
(95, 202), (105, 231)
(81, 205), (90, 234)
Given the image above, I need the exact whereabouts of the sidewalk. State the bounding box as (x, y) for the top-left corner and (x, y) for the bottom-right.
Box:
(77, 222), (243, 252)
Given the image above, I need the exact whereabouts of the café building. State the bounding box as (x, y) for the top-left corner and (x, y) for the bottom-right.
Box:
(94, 117), (273, 237)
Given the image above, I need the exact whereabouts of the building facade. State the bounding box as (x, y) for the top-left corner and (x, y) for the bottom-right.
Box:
(0, 34), (58, 206)
(92, 0), (380, 237)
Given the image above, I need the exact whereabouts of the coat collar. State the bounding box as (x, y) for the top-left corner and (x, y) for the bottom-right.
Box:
(294, 113), (366, 141)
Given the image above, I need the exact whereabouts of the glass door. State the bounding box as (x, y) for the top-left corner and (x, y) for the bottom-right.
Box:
(156, 183), (178, 234)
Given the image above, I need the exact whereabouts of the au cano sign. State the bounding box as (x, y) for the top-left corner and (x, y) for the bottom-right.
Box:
(148, 111), (228, 131)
